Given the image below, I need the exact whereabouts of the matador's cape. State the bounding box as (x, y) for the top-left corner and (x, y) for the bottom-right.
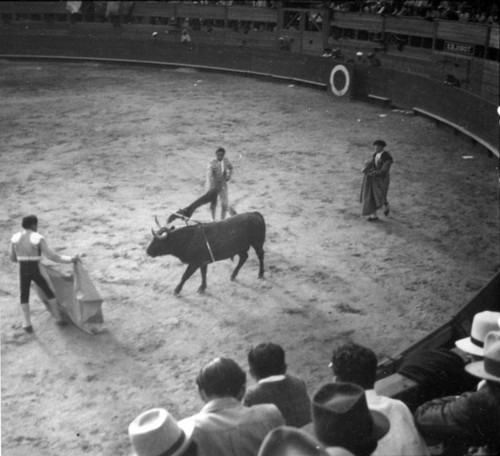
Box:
(34, 262), (104, 334)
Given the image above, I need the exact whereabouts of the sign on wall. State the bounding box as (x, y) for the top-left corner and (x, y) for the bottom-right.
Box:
(443, 41), (475, 56)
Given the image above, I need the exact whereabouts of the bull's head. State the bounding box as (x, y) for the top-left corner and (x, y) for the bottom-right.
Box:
(146, 216), (172, 257)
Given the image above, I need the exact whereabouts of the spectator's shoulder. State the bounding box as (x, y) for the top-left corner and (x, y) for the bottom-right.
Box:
(11, 231), (22, 243)
(244, 382), (260, 397)
(30, 232), (44, 244)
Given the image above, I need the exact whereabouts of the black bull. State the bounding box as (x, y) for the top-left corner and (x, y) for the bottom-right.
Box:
(147, 212), (266, 295)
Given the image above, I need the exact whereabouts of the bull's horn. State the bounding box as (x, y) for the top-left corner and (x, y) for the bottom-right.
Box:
(151, 227), (169, 240)
(154, 215), (162, 228)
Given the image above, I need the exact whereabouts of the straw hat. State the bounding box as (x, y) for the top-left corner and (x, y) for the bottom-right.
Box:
(129, 408), (194, 456)
(465, 331), (500, 383)
(455, 311), (500, 357)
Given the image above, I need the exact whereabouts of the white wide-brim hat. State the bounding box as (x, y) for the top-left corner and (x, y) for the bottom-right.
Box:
(455, 311), (500, 357)
(465, 331), (500, 383)
(129, 408), (195, 456)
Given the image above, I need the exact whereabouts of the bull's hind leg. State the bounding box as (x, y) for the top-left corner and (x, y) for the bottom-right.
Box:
(174, 263), (200, 295)
(231, 250), (248, 281)
(254, 244), (265, 278)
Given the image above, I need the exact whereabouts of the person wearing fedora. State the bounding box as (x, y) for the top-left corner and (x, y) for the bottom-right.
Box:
(243, 342), (312, 428)
(181, 357), (285, 456)
(360, 140), (393, 221)
(10, 214), (80, 332)
(414, 331), (500, 456)
(129, 408), (198, 456)
(302, 382), (390, 456)
(257, 426), (355, 456)
(455, 311), (500, 361)
(329, 343), (430, 456)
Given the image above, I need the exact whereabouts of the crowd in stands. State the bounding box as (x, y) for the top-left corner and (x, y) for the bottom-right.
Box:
(62, 1), (498, 27)
(330, 0), (499, 24)
(128, 310), (500, 456)
(200, 0), (499, 24)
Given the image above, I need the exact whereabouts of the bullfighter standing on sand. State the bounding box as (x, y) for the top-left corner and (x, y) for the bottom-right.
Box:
(10, 215), (79, 332)
(206, 147), (233, 221)
(360, 140), (393, 221)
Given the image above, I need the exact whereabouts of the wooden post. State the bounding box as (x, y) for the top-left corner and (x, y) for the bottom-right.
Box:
(321, 5), (331, 52)
(432, 19), (438, 52)
(484, 24), (491, 59)
(299, 10), (305, 54)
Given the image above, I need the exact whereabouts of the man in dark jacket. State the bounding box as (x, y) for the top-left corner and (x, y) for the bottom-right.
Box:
(414, 331), (500, 456)
(181, 357), (284, 456)
(243, 342), (312, 427)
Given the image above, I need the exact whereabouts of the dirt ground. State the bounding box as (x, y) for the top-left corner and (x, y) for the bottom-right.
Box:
(0, 60), (498, 456)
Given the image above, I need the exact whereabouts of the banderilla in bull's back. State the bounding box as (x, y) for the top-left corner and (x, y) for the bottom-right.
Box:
(147, 211), (265, 295)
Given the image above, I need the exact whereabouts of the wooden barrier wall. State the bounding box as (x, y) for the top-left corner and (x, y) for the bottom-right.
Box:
(353, 65), (499, 152)
(0, 4), (498, 155)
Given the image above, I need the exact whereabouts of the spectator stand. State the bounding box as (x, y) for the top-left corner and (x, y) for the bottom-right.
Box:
(375, 271), (500, 404)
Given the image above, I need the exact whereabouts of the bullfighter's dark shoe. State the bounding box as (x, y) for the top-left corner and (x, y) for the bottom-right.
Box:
(367, 216), (379, 222)
(22, 325), (33, 333)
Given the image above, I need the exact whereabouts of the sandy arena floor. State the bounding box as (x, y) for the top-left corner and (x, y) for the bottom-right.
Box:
(0, 60), (498, 455)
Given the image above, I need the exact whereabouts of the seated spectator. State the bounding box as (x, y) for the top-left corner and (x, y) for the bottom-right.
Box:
(128, 408), (198, 456)
(329, 343), (430, 456)
(303, 382), (390, 456)
(414, 331), (500, 456)
(278, 36), (292, 51)
(243, 342), (312, 427)
(66, 1), (82, 24)
(258, 426), (355, 456)
(397, 347), (478, 410)
(180, 357), (285, 456)
(455, 311), (500, 361)
(366, 51), (381, 67)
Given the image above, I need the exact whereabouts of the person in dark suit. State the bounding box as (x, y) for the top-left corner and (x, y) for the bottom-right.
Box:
(414, 332), (500, 456)
(243, 342), (312, 427)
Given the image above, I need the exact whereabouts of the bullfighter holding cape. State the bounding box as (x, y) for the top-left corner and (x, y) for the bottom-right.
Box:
(10, 214), (103, 334)
(360, 140), (393, 221)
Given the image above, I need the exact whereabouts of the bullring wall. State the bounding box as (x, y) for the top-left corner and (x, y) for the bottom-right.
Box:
(0, 29), (498, 156)
(354, 66), (499, 152)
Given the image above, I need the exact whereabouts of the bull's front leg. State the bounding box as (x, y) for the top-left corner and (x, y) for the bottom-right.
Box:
(198, 264), (208, 294)
(174, 263), (200, 295)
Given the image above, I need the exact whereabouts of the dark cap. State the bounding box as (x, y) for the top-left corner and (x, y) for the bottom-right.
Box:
(22, 215), (38, 229)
